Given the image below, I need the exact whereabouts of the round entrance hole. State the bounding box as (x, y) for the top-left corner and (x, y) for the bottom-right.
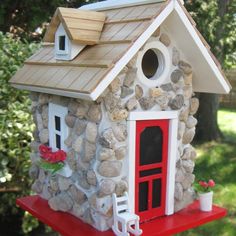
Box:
(141, 48), (165, 80)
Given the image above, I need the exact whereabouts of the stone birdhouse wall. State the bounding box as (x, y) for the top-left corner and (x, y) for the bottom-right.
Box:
(29, 27), (199, 231)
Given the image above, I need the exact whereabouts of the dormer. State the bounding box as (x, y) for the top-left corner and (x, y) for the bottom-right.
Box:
(43, 7), (106, 61)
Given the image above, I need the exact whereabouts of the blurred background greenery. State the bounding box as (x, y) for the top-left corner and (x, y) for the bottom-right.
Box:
(0, 0), (235, 235)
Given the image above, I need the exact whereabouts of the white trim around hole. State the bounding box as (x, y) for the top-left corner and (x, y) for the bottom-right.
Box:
(127, 111), (178, 215)
(136, 41), (171, 88)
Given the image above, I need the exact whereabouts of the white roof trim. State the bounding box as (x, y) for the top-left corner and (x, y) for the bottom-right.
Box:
(174, 1), (230, 93)
(90, 1), (174, 101)
(80, 0), (166, 11)
(12, 84), (93, 101)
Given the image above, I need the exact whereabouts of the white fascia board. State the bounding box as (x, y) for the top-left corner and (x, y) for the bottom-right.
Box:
(90, 1), (174, 101)
(128, 111), (178, 121)
(80, 0), (166, 11)
(11, 84), (93, 101)
(174, 1), (231, 94)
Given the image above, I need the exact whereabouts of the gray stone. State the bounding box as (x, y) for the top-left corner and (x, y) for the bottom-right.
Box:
(38, 169), (46, 183)
(182, 174), (195, 189)
(72, 203), (87, 218)
(48, 192), (73, 212)
(39, 129), (49, 144)
(98, 179), (116, 197)
(178, 122), (186, 140)
(29, 92), (39, 101)
(184, 73), (193, 86)
(41, 185), (52, 200)
(126, 97), (138, 111)
(69, 185), (87, 204)
(169, 95), (184, 110)
(172, 47), (180, 66)
(77, 171), (90, 189)
(175, 168), (185, 182)
(98, 161), (122, 177)
(160, 83), (174, 92)
(32, 180), (43, 193)
(171, 69), (183, 83)
(104, 93), (122, 112)
(190, 148), (197, 160)
(179, 107), (189, 122)
(156, 95), (169, 109)
(36, 113), (44, 131)
(68, 100), (79, 114)
(115, 146), (126, 160)
(175, 183), (183, 201)
(123, 68), (137, 87)
(39, 93), (50, 105)
(49, 176), (59, 192)
(115, 180), (128, 196)
(65, 114), (76, 128)
(29, 165), (39, 179)
(96, 195), (113, 217)
(82, 208), (93, 225)
(183, 85), (192, 99)
(189, 98), (199, 115)
(109, 77), (121, 93)
(121, 86), (134, 98)
(174, 189), (194, 212)
(98, 148), (116, 161)
(178, 61), (192, 74)
(186, 116), (197, 129)
(87, 104), (102, 123)
(77, 157), (90, 171)
(139, 97), (155, 110)
(67, 149), (78, 171)
(72, 136), (84, 153)
(30, 141), (40, 152)
(58, 176), (72, 191)
(108, 108), (128, 122)
(64, 134), (73, 147)
(30, 101), (38, 113)
(86, 170), (97, 186)
(149, 88), (163, 98)
(112, 124), (127, 142)
(41, 105), (48, 128)
(75, 120), (87, 136)
(99, 128), (117, 149)
(76, 102), (90, 119)
(182, 160), (195, 173)
(160, 33), (171, 46)
(182, 128), (195, 144)
(85, 122), (98, 144)
(84, 141), (96, 162)
(135, 85), (143, 100)
(181, 147), (192, 160)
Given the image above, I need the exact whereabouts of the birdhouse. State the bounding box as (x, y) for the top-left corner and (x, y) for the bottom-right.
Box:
(11, 0), (230, 235)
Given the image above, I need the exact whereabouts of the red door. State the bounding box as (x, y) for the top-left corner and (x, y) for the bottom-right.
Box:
(135, 120), (169, 222)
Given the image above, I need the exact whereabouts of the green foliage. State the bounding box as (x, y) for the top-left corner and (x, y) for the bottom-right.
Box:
(185, 0), (236, 69)
(38, 160), (64, 175)
(178, 109), (236, 235)
(0, 31), (39, 234)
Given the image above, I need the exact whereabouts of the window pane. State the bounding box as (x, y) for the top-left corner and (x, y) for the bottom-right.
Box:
(59, 35), (66, 50)
(139, 181), (148, 212)
(140, 126), (163, 165)
(55, 116), (61, 131)
(140, 168), (162, 177)
(152, 179), (162, 208)
(56, 134), (61, 149)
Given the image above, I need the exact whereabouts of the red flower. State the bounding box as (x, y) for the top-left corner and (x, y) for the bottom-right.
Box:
(39, 144), (51, 154)
(39, 145), (67, 163)
(199, 181), (208, 188)
(208, 179), (215, 188)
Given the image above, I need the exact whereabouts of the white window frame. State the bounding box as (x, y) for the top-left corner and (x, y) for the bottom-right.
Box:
(127, 111), (178, 216)
(48, 103), (69, 152)
(55, 24), (69, 56)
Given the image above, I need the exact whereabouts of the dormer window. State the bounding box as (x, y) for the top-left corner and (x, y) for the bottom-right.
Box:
(59, 35), (66, 51)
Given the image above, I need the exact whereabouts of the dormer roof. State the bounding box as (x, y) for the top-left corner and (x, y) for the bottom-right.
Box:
(43, 7), (106, 45)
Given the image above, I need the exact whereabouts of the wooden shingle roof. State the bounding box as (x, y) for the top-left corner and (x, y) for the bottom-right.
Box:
(43, 7), (106, 45)
(10, 0), (231, 100)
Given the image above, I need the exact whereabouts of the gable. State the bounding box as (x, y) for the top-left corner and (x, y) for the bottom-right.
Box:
(10, 0), (231, 101)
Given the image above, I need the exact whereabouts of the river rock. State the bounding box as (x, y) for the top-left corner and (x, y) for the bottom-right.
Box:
(175, 183), (183, 201)
(65, 114), (76, 128)
(75, 119), (87, 136)
(156, 95), (169, 109)
(172, 47), (180, 66)
(32, 180), (43, 193)
(169, 95), (184, 110)
(175, 168), (185, 183)
(160, 33), (171, 46)
(186, 116), (197, 129)
(182, 128), (195, 144)
(84, 141), (96, 162)
(39, 129), (49, 144)
(135, 84), (143, 99)
(189, 98), (199, 115)
(72, 136), (84, 153)
(115, 146), (126, 160)
(182, 160), (195, 173)
(99, 128), (117, 149)
(76, 102), (90, 119)
(171, 69), (183, 83)
(178, 121), (186, 140)
(30, 141), (40, 152)
(126, 97), (138, 111)
(109, 108), (128, 122)
(104, 92), (122, 112)
(98, 179), (116, 197)
(112, 124), (127, 142)
(178, 61), (192, 74)
(179, 107), (189, 122)
(29, 165), (39, 179)
(68, 100), (79, 114)
(123, 68), (137, 87)
(161, 83), (174, 92)
(149, 88), (163, 98)
(109, 77), (121, 93)
(115, 180), (128, 196)
(69, 185), (87, 204)
(85, 122), (98, 144)
(86, 170), (97, 186)
(98, 148), (116, 161)
(39, 93), (50, 105)
(48, 192), (73, 212)
(121, 86), (134, 98)
(58, 176), (72, 191)
(139, 97), (155, 110)
(98, 161), (122, 177)
(182, 173), (195, 189)
(87, 104), (102, 123)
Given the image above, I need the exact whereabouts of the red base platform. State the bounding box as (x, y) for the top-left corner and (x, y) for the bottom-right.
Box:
(16, 195), (227, 236)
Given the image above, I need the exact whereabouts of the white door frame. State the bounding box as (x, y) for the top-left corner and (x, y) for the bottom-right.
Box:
(127, 111), (178, 216)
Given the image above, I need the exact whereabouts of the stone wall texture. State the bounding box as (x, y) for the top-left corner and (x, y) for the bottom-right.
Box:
(29, 28), (199, 231)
